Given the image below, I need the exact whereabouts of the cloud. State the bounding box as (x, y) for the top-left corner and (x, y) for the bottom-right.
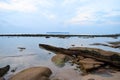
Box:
(41, 12), (57, 20)
(0, 0), (37, 12)
(65, 0), (120, 25)
(66, 10), (120, 25)
(62, 0), (77, 6)
(0, 0), (120, 26)
(37, 0), (55, 8)
(0, 0), (55, 12)
(0, 0), (57, 20)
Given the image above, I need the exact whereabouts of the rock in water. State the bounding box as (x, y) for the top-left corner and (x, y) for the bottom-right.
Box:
(10, 66), (52, 80)
(51, 53), (70, 67)
(0, 65), (10, 77)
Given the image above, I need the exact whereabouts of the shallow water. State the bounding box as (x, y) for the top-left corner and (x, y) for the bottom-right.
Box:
(0, 37), (120, 79)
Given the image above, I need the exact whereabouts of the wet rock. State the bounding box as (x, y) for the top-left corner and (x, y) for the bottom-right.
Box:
(11, 67), (17, 73)
(71, 44), (75, 46)
(45, 36), (50, 38)
(51, 54), (70, 67)
(10, 66), (52, 80)
(0, 77), (5, 80)
(79, 58), (104, 72)
(77, 56), (84, 60)
(0, 65), (10, 77)
(39, 44), (120, 73)
(17, 47), (26, 52)
(88, 78), (95, 80)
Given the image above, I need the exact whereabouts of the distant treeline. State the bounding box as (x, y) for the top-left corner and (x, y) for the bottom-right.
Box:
(0, 34), (120, 38)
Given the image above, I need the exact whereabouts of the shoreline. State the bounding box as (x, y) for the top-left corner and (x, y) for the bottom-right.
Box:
(0, 34), (120, 38)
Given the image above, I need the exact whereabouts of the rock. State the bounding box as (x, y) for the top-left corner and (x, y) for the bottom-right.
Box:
(51, 54), (70, 67)
(17, 47), (26, 52)
(11, 67), (17, 73)
(0, 65), (10, 77)
(77, 56), (84, 60)
(79, 58), (104, 72)
(79, 58), (104, 64)
(10, 66), (52, 80)
(0, 77), (5, 80)
(88, 78), (95, 80)
(71, 44), (75, 46)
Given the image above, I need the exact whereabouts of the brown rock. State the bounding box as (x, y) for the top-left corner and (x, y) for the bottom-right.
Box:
(77, 56), (84, 60)
(10, 67), (52, 80)
(0, 77), (5, 80)
(79, 58), (104, 72)
(51, 54), (69, 67)
(88, 78), (95, 80)
(79, 58), (104, 64)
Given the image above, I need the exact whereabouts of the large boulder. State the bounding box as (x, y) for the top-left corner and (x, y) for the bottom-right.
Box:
(10, 66), (52, 80)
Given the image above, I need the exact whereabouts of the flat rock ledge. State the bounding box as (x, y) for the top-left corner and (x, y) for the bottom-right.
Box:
(10, 66), (52, 80)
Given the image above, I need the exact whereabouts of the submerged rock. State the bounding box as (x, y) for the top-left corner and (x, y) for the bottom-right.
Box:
(51, 53), (70, 67)
(10, 66), (52, 80)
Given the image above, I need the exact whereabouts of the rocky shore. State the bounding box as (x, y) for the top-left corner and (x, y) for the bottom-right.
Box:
(0, 43), (120, 80)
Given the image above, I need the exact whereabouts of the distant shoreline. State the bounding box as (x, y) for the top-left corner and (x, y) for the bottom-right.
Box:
(0, 34), (120, 38)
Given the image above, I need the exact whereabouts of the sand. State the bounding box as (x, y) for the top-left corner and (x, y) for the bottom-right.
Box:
(50, 67), (120, 80)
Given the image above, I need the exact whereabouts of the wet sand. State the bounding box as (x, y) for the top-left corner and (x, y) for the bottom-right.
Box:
(51, 68), (120, 80)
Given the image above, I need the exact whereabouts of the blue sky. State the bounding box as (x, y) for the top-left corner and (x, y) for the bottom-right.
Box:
(0, 0), (120, 34)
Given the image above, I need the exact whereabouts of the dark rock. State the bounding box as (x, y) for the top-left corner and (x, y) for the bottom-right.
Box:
(0, 65), (10, 77)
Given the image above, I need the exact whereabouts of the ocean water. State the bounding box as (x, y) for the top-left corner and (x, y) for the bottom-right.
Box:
(0, 36), (120, 79)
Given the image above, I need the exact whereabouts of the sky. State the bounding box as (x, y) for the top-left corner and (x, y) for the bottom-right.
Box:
(0, 0), (120, 34)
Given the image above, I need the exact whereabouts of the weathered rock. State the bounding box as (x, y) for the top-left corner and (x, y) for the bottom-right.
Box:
(39, 44), (120, 67)
(79, 58), (104, 65)
(79, 58), (104, 72)
(51, 53), (70, 67)
(39, 44), (120, 74)
(0, 65), (10, 77)
(10, 66), (52, 80)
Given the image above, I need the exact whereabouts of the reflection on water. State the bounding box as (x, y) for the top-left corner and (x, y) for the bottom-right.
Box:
(0, 37), (120, 79)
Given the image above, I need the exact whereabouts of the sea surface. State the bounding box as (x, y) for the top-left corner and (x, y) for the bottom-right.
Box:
(0, 36), (120, 79)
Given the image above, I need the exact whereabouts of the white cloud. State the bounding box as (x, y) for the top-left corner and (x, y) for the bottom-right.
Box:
(103, 10), (120, 17)
(62, 0), (91, 7)
(105, 21), (120, 25)
(37, 0), (55, 8)
(65, 0), (120, 25)
(66, 10), (120, 25)
(0, 0), (57, 20)
(0, 0), (55, 12)
(0, 0), (37, 12)
(62, 0), (77, 6)
(41, 12), (57, 20)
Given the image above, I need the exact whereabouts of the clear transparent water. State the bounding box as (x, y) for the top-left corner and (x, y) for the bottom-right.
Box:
(0, 37), (120, 79)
